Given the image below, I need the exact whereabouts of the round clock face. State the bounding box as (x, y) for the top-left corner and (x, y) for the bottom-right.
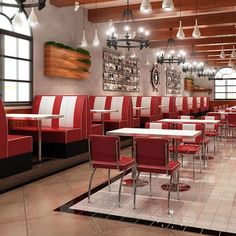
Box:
(151, 67), (160, 90)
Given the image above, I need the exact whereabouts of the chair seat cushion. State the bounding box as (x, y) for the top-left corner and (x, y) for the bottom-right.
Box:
(8, 135), (32, 158)
(205, 131), (218, 137)
(178, 144), (201, 154)
(92, 156), (135, 171)
(137, 160), (180, 175)
(13, 126), (82, 143)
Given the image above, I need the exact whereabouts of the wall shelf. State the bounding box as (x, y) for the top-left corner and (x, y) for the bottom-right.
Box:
(194, 88), (212, 93)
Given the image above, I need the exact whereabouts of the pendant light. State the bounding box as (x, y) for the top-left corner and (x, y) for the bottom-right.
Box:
(12, 11), (24, 26)
(92, 0), (100, 47)
(176, 0), (185, 39)
(140, 0), (152, 13)
(220, 27), (226, 59)
(228, 59), (234, 67)
(131, 48), (136, 58)
(192, 0), (201, 38)
(162, 0), (174, 11)
(145, 55), (150, 65)
(28, 7), (39, 26)
(80, 7), (88, 47)
(231, 26), (236, 58)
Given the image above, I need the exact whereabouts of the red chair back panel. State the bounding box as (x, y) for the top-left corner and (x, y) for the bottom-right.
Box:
(135, 138), (168, 167)
(89, 135), (119, 163)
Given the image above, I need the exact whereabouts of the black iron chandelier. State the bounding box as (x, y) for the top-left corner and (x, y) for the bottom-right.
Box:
(106, 0), (150, 51)
(156, 28), (186, 65)
(182, 62), (204, 74)
(198, 69), (217, 78)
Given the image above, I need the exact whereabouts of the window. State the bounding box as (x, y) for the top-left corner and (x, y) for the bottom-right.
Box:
(214, 68), (236, 100)
(0, 0), (32, 105)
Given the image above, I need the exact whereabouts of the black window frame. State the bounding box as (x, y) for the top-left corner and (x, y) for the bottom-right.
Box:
(0, 11), (33, 107)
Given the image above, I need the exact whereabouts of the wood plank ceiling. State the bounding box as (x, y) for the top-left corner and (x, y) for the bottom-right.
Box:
(51, 0), (236, 67)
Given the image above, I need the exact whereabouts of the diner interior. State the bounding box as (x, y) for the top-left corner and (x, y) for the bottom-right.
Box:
(0, 0), (236, 235)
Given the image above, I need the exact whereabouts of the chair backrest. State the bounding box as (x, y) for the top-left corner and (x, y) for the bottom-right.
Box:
(0, 99), (8, 158)
(201, 115), (216, 120)
(89, 135), (120, 169)
(177, 115), (194, 119)
(145, 122), (169, 129)
(135, 138), (169, 174)
(228, 113), (236, 125)
(206, 112), (221, 120)
(201, 116), (219, 131)
(178, 123), (202, 144)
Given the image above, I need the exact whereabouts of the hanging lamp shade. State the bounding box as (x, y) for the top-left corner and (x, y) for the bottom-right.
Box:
(28, 7), (39, 26)
(192, 19), (201, 38)
(80, 30), (88, 47)
(12, 11), (24, 26)
(145, 55), (150, 65)
(177, 20), (185, 39)
(220, 46), (226, 59)
(231, 45), (236, 58)
(228, 59), (234, 67)
(92, 29), (100, 47)
(140, 0), (152, 13)
(162, 0), (174, 10)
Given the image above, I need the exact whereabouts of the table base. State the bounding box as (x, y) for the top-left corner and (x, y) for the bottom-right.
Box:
(161, 183), (191, 192)
(123, 178), (149, 187)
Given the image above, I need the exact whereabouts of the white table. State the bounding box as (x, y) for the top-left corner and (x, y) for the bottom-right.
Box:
(107, 128), (201, 190)
(91, 109), (118, 134)
(6, 114), (64, 162)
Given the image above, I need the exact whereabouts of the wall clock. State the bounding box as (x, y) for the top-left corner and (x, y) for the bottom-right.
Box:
(151, 65), (160, 91)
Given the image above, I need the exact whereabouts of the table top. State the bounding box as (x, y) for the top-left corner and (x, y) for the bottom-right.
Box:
(91, 109), (118, 113)
(160, 118), (220, 124)
(106, 128), (201, 139)
(6, 114), (64, 120)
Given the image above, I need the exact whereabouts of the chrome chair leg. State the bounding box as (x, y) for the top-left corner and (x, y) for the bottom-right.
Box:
(149, 173), (152, 196)
(168, 174), (173, 214)
(133, 171), (139, 210)
(176, 171), (180, 200)
(108, 169), (111, 191)
(118, 169), (127, 207)
(88, 168), (96, 203)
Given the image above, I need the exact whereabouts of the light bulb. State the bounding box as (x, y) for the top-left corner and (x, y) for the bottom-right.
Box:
(220, 47), (226, 59)
(231, 45), (236, 58)
(92, 29), (100, 47)
(80, 30), (88, 47)
(74, 2), (80, 11)
(28, 8), (39, 26)
(12, 11), (24, 26)
(140, 0), (152, 13)
(124, 25), (130, 31)
(228, 59), (234, 67)
(162, 0), (174, 11)
(192, 19), (201, 38)
(177, 20), (185, 39)
(138, 27), (144, 33)
(145, 31), (150, 36)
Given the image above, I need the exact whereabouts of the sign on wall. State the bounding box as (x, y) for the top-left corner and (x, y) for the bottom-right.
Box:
(103, 48), (140, 92)
(166, 68), (181, 94)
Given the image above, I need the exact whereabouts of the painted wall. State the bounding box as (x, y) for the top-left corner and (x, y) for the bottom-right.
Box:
(31, 3), (213, 98)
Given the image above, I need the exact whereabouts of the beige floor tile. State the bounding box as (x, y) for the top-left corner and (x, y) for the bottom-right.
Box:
(0, 220), (27, 236)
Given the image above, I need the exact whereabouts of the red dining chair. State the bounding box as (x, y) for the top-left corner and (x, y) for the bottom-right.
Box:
(201, 116), (220, 153)
(177, 115), (194, 119)
(175, 123), (203, 179)
(228, 113), (236, 139)
(133, 138), (180, 214)
(145, 122), (169, 129)
(88, 135), (135, 207)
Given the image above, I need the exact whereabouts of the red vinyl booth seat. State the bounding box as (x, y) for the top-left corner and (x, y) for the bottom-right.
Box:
(89, 96), (133, 130)
(0, 99), (32, 178)
(14, 95), (93, 158)
(175, 96), (189, 115)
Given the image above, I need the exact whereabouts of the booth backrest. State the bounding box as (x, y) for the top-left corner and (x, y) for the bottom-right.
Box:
(159, 96), (176, 114)
(175, 96), (183, 112)
(32, 95), (89, 139)
(187, 97), (193, 109)
(196, 97), (201, 109)
(135, 96), (157, 118)
(203, 97), (209, 109)
(0, 99), (8, 158)
(89, 96), (131, 124)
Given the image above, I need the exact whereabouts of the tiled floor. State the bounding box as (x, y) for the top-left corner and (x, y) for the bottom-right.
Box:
(0, 138), (235, 235)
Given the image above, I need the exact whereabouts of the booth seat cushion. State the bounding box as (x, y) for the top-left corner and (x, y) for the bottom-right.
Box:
(90, 124), (103, 135)
(7, 135), (32, 158)
(132, 117), (140, 128)
(104, 120), (128, 130)
(13, 127), (82, 144)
